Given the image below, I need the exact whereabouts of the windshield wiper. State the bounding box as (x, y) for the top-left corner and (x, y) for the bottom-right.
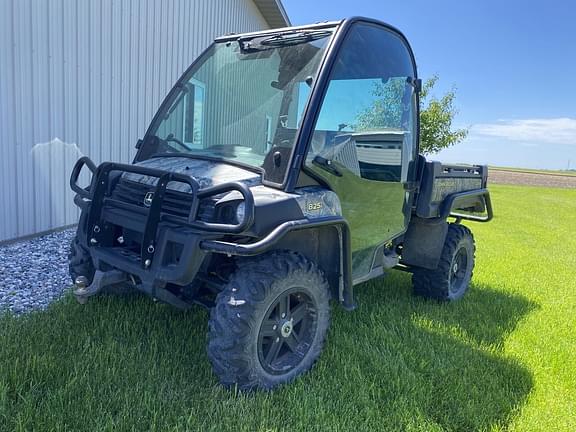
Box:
(239, 30), (332, 52)
(260, 30), (332, 46)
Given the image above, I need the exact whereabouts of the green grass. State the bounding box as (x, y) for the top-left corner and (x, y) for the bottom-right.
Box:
(1, 184), (575, 431)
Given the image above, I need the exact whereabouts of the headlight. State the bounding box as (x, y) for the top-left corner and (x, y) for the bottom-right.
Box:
(235, 201), (245, 224)
(217, 200), (245, 225)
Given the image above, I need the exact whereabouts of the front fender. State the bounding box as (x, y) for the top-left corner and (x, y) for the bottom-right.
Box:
(201, 217), (356, 311)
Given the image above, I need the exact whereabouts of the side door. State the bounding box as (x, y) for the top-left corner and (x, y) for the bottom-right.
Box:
(304, 22), (419, 280)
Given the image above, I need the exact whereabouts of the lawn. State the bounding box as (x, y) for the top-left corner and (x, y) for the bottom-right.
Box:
(1, 184), (574, 432)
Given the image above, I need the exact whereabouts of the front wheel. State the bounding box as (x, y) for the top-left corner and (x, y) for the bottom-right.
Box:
(207, 251), (331, 390)
(412, 224), (476, 301)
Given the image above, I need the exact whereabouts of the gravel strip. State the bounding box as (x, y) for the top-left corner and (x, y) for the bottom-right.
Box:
(0, 228), (75, 315)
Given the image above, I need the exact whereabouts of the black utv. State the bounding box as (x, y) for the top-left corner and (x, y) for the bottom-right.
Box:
(69, 17), (492, 390)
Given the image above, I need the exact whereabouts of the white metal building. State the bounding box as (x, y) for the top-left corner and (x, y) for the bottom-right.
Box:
(0, 0), (289, 243)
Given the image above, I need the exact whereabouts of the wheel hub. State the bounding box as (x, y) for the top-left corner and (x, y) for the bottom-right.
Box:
(280, 319), (293, 338)
(449, 246), (469, 295)
(257, 288), (318, 375)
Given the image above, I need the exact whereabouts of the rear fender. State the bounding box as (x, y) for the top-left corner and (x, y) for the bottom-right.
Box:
(441, 189), (493, 222)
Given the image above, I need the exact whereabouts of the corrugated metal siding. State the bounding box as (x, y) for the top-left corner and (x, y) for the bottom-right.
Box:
(0, 0), (271, 242)
(197, 47), (283, 153)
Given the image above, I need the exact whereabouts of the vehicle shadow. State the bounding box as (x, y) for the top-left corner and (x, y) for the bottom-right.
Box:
(325, 270), (537, 431)
(362, 271), (539, 348)
(0, 273), (537, 431)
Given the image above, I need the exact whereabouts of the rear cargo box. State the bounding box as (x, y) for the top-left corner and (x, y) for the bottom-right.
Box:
(416, 161), (487, 218)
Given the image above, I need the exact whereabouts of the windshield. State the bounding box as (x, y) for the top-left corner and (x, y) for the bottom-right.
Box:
(143, 28), (336, 184)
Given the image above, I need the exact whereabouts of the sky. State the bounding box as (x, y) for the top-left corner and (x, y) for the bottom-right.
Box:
(282, 0), (576, 169)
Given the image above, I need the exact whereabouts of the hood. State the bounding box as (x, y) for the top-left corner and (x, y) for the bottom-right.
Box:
(122, 157), (261, 193)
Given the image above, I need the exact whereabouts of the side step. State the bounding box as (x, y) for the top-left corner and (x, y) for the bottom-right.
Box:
(351, 249), (399, 286)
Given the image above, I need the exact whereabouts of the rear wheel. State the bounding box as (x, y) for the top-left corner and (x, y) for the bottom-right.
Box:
(207, 251), (331, 390)
(412, 224), (475, 301)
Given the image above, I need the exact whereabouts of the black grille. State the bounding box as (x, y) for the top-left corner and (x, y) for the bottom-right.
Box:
(111, 179), (217, 221)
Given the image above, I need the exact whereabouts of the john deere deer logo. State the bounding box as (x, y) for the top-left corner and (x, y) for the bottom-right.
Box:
(143, 192), (154, 207)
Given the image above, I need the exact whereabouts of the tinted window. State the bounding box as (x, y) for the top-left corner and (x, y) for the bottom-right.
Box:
(307, 23), (417, 183)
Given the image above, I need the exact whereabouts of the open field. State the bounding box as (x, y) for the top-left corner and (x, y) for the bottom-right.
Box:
(1, 184), (575, 431)
(490, 167), (576, 177)
(489, 168), (576, 188)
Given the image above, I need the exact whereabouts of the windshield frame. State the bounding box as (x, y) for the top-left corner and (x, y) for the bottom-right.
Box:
(135, 21), (341, 189)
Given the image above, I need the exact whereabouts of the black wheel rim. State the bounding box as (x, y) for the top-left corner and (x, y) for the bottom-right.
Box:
(449, 246), (469, 295)
(257, 288), (318, 375)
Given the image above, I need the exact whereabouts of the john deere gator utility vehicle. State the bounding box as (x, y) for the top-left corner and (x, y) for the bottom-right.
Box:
(69, 17), (492, 390)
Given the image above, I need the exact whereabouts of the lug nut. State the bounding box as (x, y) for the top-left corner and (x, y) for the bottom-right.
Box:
(147, 245), (155, 253)
(93, 225), (100, 233)
(144, 259), (151, 268)
(90, 238), (97, 245)
(117, 236), (124, 244)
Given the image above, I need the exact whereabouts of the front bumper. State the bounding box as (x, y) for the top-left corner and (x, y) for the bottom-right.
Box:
(89, 219), (207, 289)
(71, 157), (255, 294)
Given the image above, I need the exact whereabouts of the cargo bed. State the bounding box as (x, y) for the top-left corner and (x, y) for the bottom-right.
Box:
(415, 160), (492, 221)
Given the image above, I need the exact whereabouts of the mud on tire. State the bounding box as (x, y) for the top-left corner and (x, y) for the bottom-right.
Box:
(207, 251), (331, 391)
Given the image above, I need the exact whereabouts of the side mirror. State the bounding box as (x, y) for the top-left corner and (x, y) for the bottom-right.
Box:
(414, 78), (422, 92)
(411, 78), (422, 93)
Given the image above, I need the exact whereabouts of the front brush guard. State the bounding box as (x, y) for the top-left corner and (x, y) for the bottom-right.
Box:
(70, 157), (255, 270)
